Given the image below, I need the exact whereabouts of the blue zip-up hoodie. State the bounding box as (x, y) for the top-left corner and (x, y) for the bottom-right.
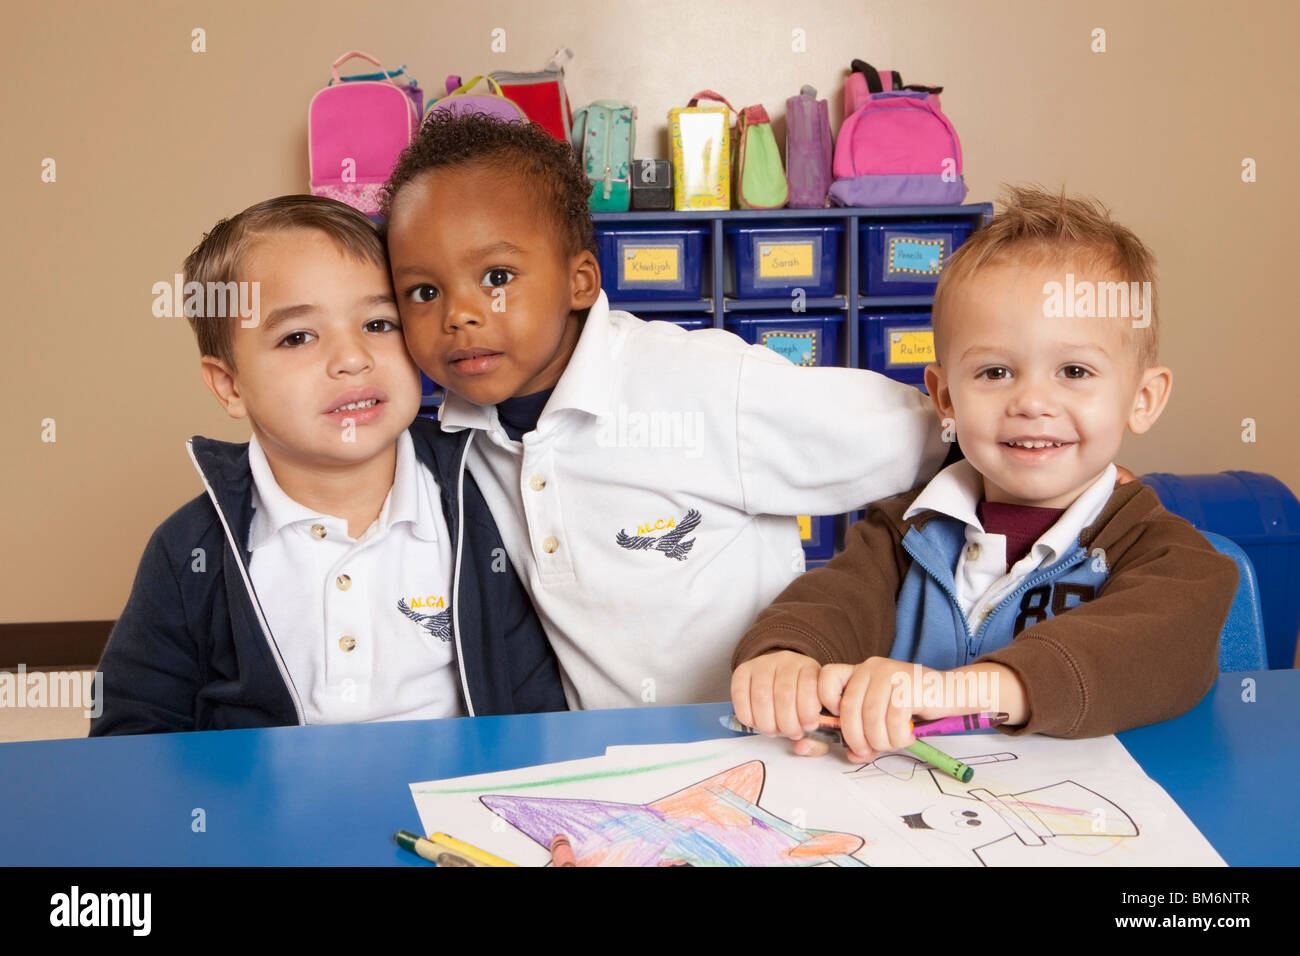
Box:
(90, 417), (567, 735)
(886, 511), (1111, 669)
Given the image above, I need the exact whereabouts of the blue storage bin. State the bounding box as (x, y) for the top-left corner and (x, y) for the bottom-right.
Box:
(799, 514), (836, 561)
(1140, 471), (1300, 669)
(860, 310), (935, 388)
(861, 220), (973, 296)
(596, 227), (707, 302)
(725, 314), (843, 367)
(726, 224), (842, 298)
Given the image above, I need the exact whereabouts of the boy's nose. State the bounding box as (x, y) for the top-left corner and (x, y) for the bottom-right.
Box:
(442, 290), (484, 333)
(1007, 376), (1057, 416)
(329, 335), (375, 375)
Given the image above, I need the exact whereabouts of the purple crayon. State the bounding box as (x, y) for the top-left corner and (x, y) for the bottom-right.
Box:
(910, 712), (1009, 737)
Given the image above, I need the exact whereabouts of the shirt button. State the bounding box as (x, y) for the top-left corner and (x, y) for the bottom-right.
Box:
(311, 524), (327, 540)
(336, 574), (352, 591)
(338, 635), (357, 652)
(966, 543), (981, 561)
(529, 474), (547, 492)
(541, 536), (559, 554)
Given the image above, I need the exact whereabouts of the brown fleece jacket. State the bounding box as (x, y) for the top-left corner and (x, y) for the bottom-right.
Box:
(732, 480), (1239, 738)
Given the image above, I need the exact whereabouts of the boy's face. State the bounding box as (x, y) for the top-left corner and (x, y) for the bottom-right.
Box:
(925, 259), (1170, 509)
(201, 229), (421, 471)
(384, 164), (600, 405)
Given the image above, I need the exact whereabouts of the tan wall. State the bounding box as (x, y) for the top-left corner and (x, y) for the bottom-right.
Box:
(5, 0), (1297, 624)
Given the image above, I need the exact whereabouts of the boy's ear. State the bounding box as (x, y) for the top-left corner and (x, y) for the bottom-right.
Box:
(200, 356), (249, 421)
(568, 250), (601, 310)
(1128, 365), (1172, 435)
(923, 363), (955, 423)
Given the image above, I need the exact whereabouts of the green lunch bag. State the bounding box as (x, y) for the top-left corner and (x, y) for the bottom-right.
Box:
(735, 104), (789, 209)
(572, 100), (636, 212)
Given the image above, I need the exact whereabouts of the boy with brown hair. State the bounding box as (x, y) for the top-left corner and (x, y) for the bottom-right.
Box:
(92, 195), (565, 734)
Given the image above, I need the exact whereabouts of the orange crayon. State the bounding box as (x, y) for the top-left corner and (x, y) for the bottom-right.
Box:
(550, 833), (578, 867)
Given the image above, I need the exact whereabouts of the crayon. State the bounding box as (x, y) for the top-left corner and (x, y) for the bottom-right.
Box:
(429, 831), (519, 868)
(550, 833), (578, 867)
(905, 739), (975, 783)
(910, 713), (1009, 737)
(720, 713), (843, 746)
(393, 829), (475, 866)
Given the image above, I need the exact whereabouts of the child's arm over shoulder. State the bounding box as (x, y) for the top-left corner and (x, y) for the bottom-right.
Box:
(978, 506), (1238, 739)
(733, 495), (913, 669)
(90, 524), (205, 736)
(733, 349), (947, 516)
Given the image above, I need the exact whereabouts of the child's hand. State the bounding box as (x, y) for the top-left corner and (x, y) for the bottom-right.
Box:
(816, 657), (929, 763)
(731, 651), (824, 744)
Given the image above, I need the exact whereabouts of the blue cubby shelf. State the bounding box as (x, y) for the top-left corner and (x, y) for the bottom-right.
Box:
(594, 203), (992, 374)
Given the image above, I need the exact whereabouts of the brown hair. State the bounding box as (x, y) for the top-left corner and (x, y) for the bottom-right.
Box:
(182, 195), (388, 368)
(932, 184), (1160, 368)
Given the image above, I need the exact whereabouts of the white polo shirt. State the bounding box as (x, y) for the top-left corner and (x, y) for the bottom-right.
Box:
(246, 431), (464, 724)
(438, 291), (947, 709)
(903, 459), (1118, 632)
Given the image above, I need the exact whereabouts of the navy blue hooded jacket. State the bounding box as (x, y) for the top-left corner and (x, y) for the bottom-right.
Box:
(90, 417), (567, 735)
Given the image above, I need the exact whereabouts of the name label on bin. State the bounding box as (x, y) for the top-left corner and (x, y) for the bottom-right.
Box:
(758, 242), (815, 279)
(623, 246), (680, 282)
(760, 331), (818, 366)
(888, 329), (934, 366)
(888, 237), (947, 276)
(797, 515), (813, 541)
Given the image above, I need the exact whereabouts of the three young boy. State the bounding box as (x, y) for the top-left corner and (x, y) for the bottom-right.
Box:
(95, 114), (1236, 747)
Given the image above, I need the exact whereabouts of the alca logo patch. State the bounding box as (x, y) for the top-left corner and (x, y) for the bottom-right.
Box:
(398, 600), (452, 642)
(615, 509), (702, 561)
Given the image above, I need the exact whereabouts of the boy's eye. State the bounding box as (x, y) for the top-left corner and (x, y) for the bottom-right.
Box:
(481, 268), (515, 288)
(409, 284), (439, 304)
(365, 318), (400, 333)
(978, 366), (1011, 380)
(1062, 365), (1092, 379)
(278, 331), (315, 348)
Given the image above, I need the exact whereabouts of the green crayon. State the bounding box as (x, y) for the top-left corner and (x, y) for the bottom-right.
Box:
(905, 739), (974, 783)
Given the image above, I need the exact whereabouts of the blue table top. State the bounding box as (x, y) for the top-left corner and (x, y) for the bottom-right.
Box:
(1, 670), (1295, 866)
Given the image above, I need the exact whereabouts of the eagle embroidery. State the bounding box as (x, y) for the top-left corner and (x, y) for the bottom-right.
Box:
(397, 600), (452, 642)
(615, 509), (702, 561)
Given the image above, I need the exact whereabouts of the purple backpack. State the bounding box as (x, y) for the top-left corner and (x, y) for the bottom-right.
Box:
(785, 86), (833, 208)
(308, 51), (422, 215)
(830, 60), (967, 207)
(424, 75), (528, 123)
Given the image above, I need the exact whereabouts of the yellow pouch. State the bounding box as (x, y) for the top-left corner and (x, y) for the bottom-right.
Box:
(669, 90), (735, 210)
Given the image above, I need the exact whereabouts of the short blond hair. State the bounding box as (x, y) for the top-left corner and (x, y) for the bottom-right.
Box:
(932, 184), (1160, 369)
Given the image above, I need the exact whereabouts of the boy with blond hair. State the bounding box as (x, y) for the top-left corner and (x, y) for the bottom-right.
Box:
(731, 185), (1237, 760)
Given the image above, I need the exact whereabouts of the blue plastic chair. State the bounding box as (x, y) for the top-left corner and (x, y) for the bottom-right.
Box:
(1203, 531), (1268, 671)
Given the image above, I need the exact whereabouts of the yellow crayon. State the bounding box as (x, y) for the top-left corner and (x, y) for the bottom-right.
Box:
(429, 831), (519, 868)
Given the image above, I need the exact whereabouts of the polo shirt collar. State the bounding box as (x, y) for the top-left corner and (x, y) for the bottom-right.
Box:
(246, 430), (438, 548)
(904, 458), (1119, 564)
(438, 290), (618, 434)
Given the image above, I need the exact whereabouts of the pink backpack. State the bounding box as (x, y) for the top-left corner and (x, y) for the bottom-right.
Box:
(830, 59), (966, 207)
(308, 51), (421, 215)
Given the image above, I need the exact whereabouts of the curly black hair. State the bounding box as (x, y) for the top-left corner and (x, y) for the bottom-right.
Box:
(379, 111), (596, 257)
